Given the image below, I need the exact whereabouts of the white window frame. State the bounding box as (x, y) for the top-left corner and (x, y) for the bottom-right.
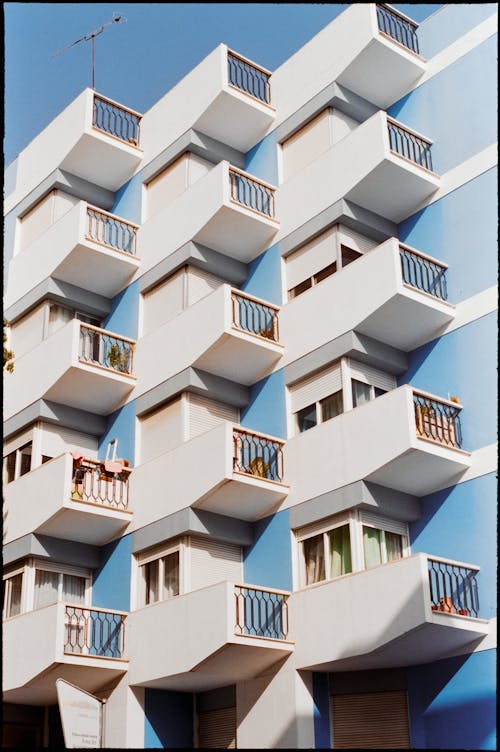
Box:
(359, 513), (410, 569)
(2, 564), (27, 619)
(136, 538), (185, 608)
(28, 559), (92, 612)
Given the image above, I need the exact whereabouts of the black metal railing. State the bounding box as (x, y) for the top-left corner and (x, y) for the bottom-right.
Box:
(376, 4), (420, 54)
(79, 325), (134, 375)
(413, 392), (462, 448)
(428, 558), (479, 618)
(71, 457), (130, 510)
(92, 94), (141, 146)
(86, 207), (137, 255)
(231, 291), (279, 342)
(64, 605), (126, 658)
(233, 429), (284, 483)
(234, 585), (289, 640)
(387, 119), (433, 171)
(229, 169), (275, 218)
(227, 51), (271, 105)
(399, 246), (448, 301)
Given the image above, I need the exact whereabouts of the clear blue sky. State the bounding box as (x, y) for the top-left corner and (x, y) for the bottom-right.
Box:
(3, 3), (441, 165)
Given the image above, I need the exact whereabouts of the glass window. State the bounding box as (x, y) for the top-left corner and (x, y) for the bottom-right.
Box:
(3, 452), (16, 484)
(3, 573), (23, 618)
(374, 386), (387, 399)
(297, 403), (317, 433)
(34, 570), (59, 608)
(352, 380), (372, 407)
(314, 261), (337, 284)
(385, 531), (403, 562)
(341, 245), (362, 268)
(363, 526), (383, 569)
(289, 277), (312, 300)
(62, 574), (86, 605)
(145, 559), (160, 605)
(143, 551), (180, 605)
(303, 534), (326, 585)
(163, 552), (180, 598)
(328, 525), (352, 577)
(320, 391), (343, 422)
(19, 444), (32, 477)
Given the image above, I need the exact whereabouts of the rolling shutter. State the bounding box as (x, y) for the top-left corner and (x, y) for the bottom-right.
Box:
(140, 397), (183, 463)
(282, 109), (333, 181)
(187, 394), (239, 441)
(189, 537), (242, 591)
(186, 266), (223, 307)
(285, 227), (337, 291)
(348, 360), (396, 393)
(330, 690), (410, 749)
(142, 269), (186, 335)
(289, 362), (342, 413)
(198, 706), (236, 749)
(337, 225), (378, 256)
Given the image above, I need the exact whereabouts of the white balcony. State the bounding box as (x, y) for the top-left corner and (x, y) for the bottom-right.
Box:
(280, 239), (455, 366)
(130, 422), (289, 531)
(134, 285), (283, 397)
(3, 320), (136, 420)
(3, 603), (128, 705)
(6, 90), (142, 212)
(138, 161), (279, 275)
(290, 553), (489, 673)
(127, 581), (293, 692)
(3, 453), (132, 546)
(284, 385), (471, 505)
(6, 203), (140, 307)
(278, 111), (440, 237)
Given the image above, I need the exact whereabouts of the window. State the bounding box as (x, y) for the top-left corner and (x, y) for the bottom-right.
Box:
(352, 379), (387, 408)
(300, 520), (353, 586)
(3, 572), (23, 619)
(33, 567), (89, 608)
(288, 262), (337, 300)
(362, 526), (405, 569)
(341, 245), (362, 268)
(296, 390), (343, 434)
(140, 547), (181, 606)
(3, 442), (33, 484)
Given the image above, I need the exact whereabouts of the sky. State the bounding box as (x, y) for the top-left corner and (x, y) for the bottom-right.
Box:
(3, 3), (441, 166)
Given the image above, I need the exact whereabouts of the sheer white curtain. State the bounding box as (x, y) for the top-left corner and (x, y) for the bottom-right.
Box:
(163, 552), (180, 598)
(34, 570), (59, 607)
(303, 534), (326, 585)
(62, 575), (86, 605)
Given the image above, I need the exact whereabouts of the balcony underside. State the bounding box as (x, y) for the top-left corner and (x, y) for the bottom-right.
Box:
(45, 363), (135, 415)
(195, 88), (275, 153)
(31, 503), (132, 546)
(193, 329), (283, 386)
(61, 132), (142, 192)
(53, 242), (140, 299)
(194, 203), (279, 263)
(193, 473), (289, 522)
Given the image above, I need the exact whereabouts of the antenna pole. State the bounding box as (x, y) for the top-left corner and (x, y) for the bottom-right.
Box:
(91, 34), (95, 89)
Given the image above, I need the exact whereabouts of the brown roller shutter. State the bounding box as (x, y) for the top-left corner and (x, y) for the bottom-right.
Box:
(198, 706), (237, 748)
(330, 690), (410, 749)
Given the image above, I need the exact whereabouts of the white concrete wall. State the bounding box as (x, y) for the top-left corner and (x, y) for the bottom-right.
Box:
(40, 423), (98, 461)
(3, 603), (59, 690)
(9, 302), (47, 359)
(101, 677), (145, 750)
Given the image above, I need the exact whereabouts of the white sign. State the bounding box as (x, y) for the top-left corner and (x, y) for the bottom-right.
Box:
(56, 679), (103, 748)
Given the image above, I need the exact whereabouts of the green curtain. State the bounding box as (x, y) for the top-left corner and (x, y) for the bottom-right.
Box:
(329, 525), (352, 577)
(363, 526), (382, 569)
(385, 531), (403, 562)
(303, 534), (326, 584)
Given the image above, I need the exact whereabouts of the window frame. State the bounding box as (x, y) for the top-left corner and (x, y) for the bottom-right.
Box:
(2, 565), (26, 620)
(136, 538), (185, 608)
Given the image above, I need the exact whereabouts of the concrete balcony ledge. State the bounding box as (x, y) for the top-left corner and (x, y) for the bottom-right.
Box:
(6, 202), (140, 307)
(3, 453), (132, 546)
(130, 422), (289, 531)
(3, 320), (136, 419)
(127, 580), (293, 692)
(3, 602), (128, 706)
(290, 552), (489, 673)
(138, 161), (279, 276)
(284, 385), (471, 504)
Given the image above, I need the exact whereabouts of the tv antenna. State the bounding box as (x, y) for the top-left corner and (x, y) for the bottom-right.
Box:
(52, 13), (127, 90)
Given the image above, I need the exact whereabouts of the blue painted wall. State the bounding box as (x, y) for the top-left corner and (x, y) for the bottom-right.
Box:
(398, 311), (498, 452)
(244, 131), (278, 187)
(407, 649), (497, 750)
(241, 369), (287, 439)
(410, 472), (497, 620)
(418, 4), (497, 59)
(241, 242), (283, 306)
(389, 35), (497, 174)
(312, 672), (331, 749)
(398, 168), (497, 303)
(104, 280), (140, 341)
(144, 689), (193, 748)
(98, 400), (136, 466)
(92, 533), (132, 611)
(111, 173), (143, 225)
(243, 509), (292, 591)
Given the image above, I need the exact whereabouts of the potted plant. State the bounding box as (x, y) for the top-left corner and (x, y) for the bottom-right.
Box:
(108, 343), (130, 372)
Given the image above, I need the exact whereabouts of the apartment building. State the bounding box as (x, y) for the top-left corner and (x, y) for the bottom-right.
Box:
(3, 4), (497, 749)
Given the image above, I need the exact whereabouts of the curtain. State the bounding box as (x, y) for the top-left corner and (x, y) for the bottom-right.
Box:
(303, 534), (326, 584)
(320, 390), (343, 422)
(163, 552), (180, 598)
(385, 532), (403, 562)
(363, 526), (382, 569)
(352, 380), (371, 407)
(34, 570), (59, 607)
(145, 560), (159, 605)
(329, 525), (352, 577)
(62, 575), (86, 605)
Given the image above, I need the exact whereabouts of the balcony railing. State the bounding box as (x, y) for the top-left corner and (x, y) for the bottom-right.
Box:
(231, 290), (280, 342)
(387, 118), (433, 171)
(376, 4), (420, 55)
(86, 206), (138, 255)
(234, 585), (289, 640)
(64, 605), (126, 658)
(233, 428), (285, 482)
(79, 324), (135, 375)
(229, 168), (276, 218)
(227, 50), (271, 105)
(71, 457), (130, 510)
(92, 94), (141, 147)
(413, 391), (463, 448)
(399, 245), (448, 301)
(428, 558), (479, 618)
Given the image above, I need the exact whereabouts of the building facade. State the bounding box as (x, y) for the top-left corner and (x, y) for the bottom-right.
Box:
(3, 4), (497, 749)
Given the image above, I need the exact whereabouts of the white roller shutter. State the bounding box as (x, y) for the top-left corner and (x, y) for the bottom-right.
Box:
(285, 227), (337, 291)
(186, 266), (223, 307)
(146, 153), (212, 220)
(331, 110), (359, 144)
(198, 706), (236, 749)
(282, 109), (333, 181)
(360, 511), (408, 537)
(189, 537), (242, 591)
(289, 362), (342, 413)
(142, 269), (185, 335)
(187, 394), (239, 441)
(10, 303), (47, 359)
(348, 360), (396, 393)
(140, 397), (183, 463)
(338, 225), (378, 256)
(330, 690), (410, 749)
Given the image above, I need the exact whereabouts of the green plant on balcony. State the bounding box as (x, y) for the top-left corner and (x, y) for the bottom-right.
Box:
(107, 343), (130, 372)
(3, 318), (14, 373)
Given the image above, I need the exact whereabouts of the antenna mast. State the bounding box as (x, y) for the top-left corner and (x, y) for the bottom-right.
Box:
(52, 13), (127, 90)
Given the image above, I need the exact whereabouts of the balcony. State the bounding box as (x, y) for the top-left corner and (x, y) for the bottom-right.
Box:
(336, 4), (426, 109)
(3, 320), (136, 420)
(6, 90), (142, 212)
(284, 385), (471, 504)
(3, 603), (128, 705)
(6, 202), (140, 308)
(290, 553), (489, 673)
(130, 422), (289, 530)
(139, 161), (279, 274)
(127, 581), (293, 692)
(280, 239), (454, 366)
(135, 285), (283, 396)
(278, 111), (440, 237)
(3, 453), (132, 546)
